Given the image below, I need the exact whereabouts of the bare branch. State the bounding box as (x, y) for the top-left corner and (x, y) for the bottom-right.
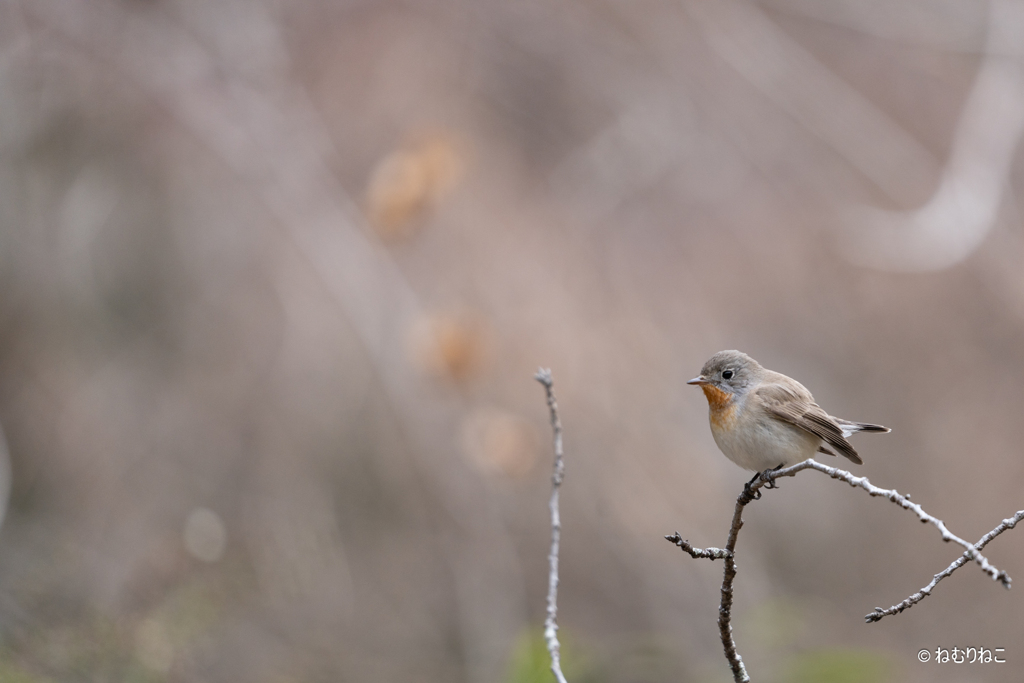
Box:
(715, 484), (759, 683)
(663, 474), (773, 682)
(668, 459), (1020, 682)
(766, 459), (1013, 587)
(665, 533), (730, 560)
(535, 369), (569, 683)
(866, 509), (1024, 622)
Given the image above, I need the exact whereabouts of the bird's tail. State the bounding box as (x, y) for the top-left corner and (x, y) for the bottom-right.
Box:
(835, 419), (890, 438)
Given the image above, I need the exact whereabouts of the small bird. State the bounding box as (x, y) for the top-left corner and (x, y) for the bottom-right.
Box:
(688, 350), (889, 486)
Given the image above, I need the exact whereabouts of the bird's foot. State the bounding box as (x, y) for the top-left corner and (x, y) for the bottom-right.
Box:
(744, 471), (763, 500)
(759, 464), (785, 490)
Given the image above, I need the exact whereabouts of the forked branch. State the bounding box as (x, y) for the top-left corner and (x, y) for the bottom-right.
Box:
(667, 479), (762, 682)
(866, 509), (1024, 622)
(667, 459), (1021, 683)
(534, 379), (1020, 683)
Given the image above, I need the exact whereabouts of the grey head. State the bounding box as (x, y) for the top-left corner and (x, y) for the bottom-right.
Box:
(687, 350), (763, 395)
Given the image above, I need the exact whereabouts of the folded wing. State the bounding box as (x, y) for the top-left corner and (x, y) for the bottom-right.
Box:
(754, 383), (864, 465)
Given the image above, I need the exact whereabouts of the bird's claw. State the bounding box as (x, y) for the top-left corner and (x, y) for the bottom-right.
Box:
(744, 481), (762, 500)
(759, 464), (784, 490)
(745, 465), (783, 497)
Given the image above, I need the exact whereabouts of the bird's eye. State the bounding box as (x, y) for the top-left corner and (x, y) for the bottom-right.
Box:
(722, 369), (734, 380)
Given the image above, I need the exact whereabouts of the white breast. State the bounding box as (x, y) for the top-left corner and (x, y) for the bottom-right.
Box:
(711, 412), (821, 472)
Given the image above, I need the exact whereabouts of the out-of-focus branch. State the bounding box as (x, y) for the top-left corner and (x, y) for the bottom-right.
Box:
(839, 0), (1024, 272)
(686, 0), (1024, 273)
(866, 509), (1024, 623)
(25, 3), (528, 679)
(684, 0), (939, 207)
(535, 368), (568, 683)
(668, 458), (1020, 682)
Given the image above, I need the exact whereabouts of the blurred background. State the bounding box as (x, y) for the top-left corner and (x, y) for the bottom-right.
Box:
(0, 0), (1022, 681)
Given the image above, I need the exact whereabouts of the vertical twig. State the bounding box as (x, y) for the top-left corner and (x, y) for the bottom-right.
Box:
(718, 487), (756, 683)
(535, 368), (569, 683)
(667, 485), (757, 683)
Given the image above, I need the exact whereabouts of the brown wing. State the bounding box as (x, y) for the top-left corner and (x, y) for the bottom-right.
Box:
(753, 383), (863, 465)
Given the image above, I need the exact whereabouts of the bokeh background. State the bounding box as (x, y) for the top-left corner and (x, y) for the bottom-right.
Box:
(0, 0), (1022, 681)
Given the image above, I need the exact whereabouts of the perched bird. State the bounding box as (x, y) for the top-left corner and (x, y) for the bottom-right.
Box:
(688, 350), (889, 484)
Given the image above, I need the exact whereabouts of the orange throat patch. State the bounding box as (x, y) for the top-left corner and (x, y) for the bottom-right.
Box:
(701, 384), (737, 428)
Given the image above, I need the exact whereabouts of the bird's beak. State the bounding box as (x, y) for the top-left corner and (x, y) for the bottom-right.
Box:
(686, 376), (709, 386)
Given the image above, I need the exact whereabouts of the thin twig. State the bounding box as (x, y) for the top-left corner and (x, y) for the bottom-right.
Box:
(766, 460), (1013, 587)
(664, 477), (761, 683)
(665, 533), (730, 560)
(536, 368), (569, 683)
(866, 509), (1024, 622)
(668, 459), (1020, 682)
(716, 484), (759, 683)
